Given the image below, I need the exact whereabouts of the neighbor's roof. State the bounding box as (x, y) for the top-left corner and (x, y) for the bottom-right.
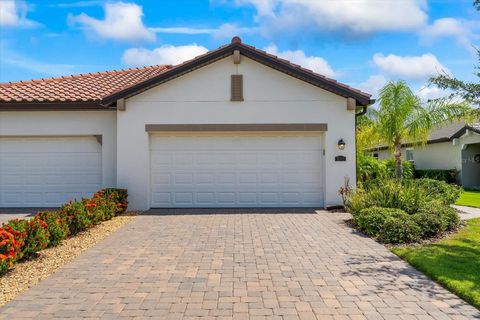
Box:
(0, 37), (374, 110)
(371, 121), (480, 151)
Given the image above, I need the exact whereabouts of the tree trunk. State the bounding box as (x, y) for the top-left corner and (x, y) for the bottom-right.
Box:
(393, 144), (403, 179)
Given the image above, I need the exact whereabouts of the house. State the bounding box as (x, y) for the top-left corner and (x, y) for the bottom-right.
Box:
(0, 37), (373, 210)
(374, 122), (480, 188)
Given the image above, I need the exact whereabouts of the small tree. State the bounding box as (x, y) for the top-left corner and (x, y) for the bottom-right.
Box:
(430, 1), (479, 108)
(368, 80), (471, 179)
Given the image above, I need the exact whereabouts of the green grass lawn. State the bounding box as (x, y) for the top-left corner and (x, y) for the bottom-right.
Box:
(456, 190), (480, 208)
(393, 218), (480, 309)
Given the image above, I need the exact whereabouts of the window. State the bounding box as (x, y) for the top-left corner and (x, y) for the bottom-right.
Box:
(373, 153), (379, 159)
(406, 149), (414, 162)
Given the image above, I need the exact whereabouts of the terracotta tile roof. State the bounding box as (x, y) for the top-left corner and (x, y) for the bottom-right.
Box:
(102, 39), (373, 106)
(0, 65), (171, 103)
(0, 37), (373, 108)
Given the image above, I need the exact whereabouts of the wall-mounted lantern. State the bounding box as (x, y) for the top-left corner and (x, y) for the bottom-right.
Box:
(337, 139), (346, 150)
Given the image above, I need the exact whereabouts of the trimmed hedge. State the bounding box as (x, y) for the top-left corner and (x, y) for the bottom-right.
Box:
(354, 207), (409, 237)
(379, 217), (421, 244)
(414, 169), (457, 184)
(414, 178), (462, 205)
(345, 179), (461, 244)
(0, 188), (128, 276)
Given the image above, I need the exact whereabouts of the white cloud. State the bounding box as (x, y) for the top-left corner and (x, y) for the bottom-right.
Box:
(0, 0), (39, 28)
(234, 0), (277, 16)
(148, 23), (256, 39)
(372, 53), (450, 80)
(416, 86), (449, 101)
(211, 23), (258, 39)
(420, 18), (479, 54)
(122, 44), (209, 66)
(52, 1), (101, 8)
(148, 26), (216, 35)
(264, 45), (337, 77)
(227, 0), (427, 36)
(357, 75), (388, 98)
(68, 2), (155, 42)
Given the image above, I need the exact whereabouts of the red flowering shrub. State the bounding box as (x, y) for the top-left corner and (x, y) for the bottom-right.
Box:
(61, 201), (91, 235)
(91, 191), (118, 220)
(2, 219), (28, 260)
(99, 188), (128, 215)
(22, 218), (49, 258)
(4, 218), (49, 259)
(36, 210), (69, 247)
(0, 228), (21, 275)
(82, 197), (104, 225)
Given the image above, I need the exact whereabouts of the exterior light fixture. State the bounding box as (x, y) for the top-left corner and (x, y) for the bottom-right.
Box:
(337, 139), (346, 150)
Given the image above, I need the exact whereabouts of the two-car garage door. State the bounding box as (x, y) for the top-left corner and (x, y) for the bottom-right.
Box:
(0, 137), (102, 207)
(150, 133), (324, 207)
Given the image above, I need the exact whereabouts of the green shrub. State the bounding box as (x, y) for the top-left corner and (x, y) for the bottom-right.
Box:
(356, 156), (414, 183)
(346, 179), (427, 215)
(355, 207), (409, 237)
(439, 205), (460, 231)
(5, 218), (50, 259)
(414, 169), (457, 184)
(100, 188), (128, 215)
(96, 195), (118, 220)
(36, 210), (69, 247)
(379, 217), (421, 244)
(2, 219), (28, 260)
(384, 158), (414, 180)
(413, 178), (462, 205)
(83, 197), (105, 225)
(61, 201), (91, 235)
(412, 211), (447, 238)
(0, 228), (21, 275)
(357, 155), (386, 182)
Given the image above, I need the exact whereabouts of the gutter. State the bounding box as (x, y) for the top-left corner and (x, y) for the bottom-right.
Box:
(355, 99), (375, 117)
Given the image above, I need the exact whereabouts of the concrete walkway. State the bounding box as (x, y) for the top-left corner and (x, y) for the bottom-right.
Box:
(0, 208), (39, 225)
(452, 205), (480, 220)
(1, 209), (479, 319)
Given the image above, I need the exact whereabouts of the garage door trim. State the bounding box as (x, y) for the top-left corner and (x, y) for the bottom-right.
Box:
(145, 123), (328, 132)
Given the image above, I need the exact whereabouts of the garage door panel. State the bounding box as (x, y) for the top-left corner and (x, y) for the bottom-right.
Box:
(150, 133), (324, 208)
(0, 137), (102, 207)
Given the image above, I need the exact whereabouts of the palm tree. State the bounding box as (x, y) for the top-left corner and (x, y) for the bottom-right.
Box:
(369, 80), (471, 179)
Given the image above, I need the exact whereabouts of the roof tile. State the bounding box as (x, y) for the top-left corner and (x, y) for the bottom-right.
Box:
(0, 65), (171, 103)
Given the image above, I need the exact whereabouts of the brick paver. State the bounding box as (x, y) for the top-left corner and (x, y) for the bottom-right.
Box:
(1, 209), (479, 319)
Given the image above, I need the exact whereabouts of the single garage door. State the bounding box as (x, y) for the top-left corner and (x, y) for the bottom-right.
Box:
(150, 133), (324, 207)
(0, 136), (102, 207)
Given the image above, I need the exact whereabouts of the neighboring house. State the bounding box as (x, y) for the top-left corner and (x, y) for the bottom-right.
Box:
(373, 122), (480, 188)
(0, 37), (373, 210)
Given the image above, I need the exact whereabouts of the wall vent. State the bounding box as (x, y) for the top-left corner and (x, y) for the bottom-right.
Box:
(231, 75), (244, 101)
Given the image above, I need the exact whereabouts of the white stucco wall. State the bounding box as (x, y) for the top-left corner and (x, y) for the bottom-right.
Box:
(118, 56), (356, 210)
(0, 111), (117, 187)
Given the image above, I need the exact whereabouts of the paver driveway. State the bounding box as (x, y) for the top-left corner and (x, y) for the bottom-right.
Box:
(1, 209), (479, 319)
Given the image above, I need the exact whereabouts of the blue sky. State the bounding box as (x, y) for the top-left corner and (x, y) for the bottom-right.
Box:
(0, 0), (478, 99)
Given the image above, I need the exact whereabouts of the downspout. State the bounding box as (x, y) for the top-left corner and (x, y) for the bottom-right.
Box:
(355, 99), (375, 117)
(354, 99), (375, 188)
(355, 106), (368, 117)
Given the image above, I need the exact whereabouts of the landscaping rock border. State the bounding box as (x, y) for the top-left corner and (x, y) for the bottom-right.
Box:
(0, 212), (138, 306)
